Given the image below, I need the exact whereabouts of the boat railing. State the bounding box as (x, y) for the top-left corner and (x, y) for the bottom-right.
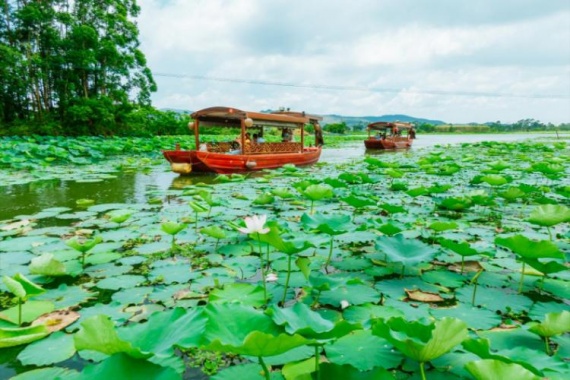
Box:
(245, 142), (303, 154)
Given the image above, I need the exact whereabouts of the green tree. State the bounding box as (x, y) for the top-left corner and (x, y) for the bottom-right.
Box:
(323, 121), (348, 134)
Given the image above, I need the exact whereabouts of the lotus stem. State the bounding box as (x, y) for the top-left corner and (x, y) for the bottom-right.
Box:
(547, 227), (552, 241)
(419, 362), (427, 380)
(282, 254), (293, 306)
(18, 299), (22, 326)
(266, 244), (271, 272)
(472, 280), (478, 306)
(257, 233), (267, 303)
(259, 356), (270, 380)
(81, 252), (86, 269)
(518, 262), (526, 294)
(461, 256), (465, 275)
(545, 337), (551, 356)
(324, 235), (334, 273)
(171, 235), (176, 253)
(315, 345), (320, 378)
(310, 200), (315, 215)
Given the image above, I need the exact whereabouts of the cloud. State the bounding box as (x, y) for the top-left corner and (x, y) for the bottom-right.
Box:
(138, 0), (570, 123)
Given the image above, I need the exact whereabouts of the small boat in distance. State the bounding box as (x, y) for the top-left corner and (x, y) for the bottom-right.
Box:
(364, 121), (415, 150)
(163, 106), (323, 174)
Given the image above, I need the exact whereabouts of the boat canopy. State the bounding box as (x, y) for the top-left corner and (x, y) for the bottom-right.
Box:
(367, 121), (413, 131)
(191, 106), (309, 129)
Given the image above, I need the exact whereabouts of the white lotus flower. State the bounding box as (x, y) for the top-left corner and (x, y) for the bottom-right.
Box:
(237, 214), (270, 235)
(266, 273), (278, 282)
(340, 300), (350, 309)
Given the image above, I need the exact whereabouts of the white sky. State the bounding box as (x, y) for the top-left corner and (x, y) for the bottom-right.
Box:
(138, 0), (570, 124)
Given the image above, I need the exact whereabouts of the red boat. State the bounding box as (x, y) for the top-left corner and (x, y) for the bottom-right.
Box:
(163, 107), (324, 174)
(364, 121), (416, 150)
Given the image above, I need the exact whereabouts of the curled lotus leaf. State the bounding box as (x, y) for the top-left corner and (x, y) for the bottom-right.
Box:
(527, 311), (570, 338)
(465, 359), (541, 380)
(527, 204), (570, 227)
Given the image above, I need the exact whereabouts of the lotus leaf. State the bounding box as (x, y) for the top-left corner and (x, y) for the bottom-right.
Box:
(373, 316), (468, 379)
(527, 204), (570, 227)
(80, 353), (180, 380)
(326, 329), (402, 371)
(74, 315), (149, 359)
(0, 324), (49, 348)
(465, 359), (541, 380)
(17, 331), (75, 366)
(375, 235), (437, 267)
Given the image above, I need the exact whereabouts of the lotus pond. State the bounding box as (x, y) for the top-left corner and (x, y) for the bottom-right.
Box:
(0, 135), (569, 380)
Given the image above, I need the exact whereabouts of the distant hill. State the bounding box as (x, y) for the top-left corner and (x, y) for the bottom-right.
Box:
(321, 114), (445, 127)
(160, 108), (445, 127)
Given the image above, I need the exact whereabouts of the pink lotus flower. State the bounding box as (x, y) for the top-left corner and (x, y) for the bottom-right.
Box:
(237, 214), (270, 235)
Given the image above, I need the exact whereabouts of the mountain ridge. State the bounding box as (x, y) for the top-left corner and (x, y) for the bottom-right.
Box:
(160, 108), (445, 126)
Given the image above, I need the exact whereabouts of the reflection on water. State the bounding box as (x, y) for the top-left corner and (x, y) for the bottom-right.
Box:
(0, 133), (561, 220)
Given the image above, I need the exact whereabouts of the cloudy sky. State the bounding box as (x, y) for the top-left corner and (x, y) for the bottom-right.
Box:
(138, 0), (570, 124)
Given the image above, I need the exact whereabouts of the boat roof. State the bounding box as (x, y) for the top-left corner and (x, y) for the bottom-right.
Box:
(367, 121), (414, 130)
(271, 110), (323, 124)
(191, 106), (310, 128)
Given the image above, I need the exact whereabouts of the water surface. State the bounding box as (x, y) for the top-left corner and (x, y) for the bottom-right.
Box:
(0, 133), (561, 220)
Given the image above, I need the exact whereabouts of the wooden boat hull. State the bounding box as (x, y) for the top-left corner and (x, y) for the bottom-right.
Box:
(364, 138), (413, 150)
(163, 147), (321, 174)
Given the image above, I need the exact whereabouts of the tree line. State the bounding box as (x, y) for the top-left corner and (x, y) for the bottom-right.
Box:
(323, 119), (569, 134)
(0, 0), (189, 136)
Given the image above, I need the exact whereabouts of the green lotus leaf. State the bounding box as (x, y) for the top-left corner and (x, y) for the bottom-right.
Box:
(499, 187), (526, 202)
(120, 307), (207, 353)
(385, 168), (404, 179)
(406, 186), (430, 197)
(9, 368), (79, 380)
(204, 303), (280, 347)
(527, 204), (570, 227)
(74, 315), (149, 359)
(0, 324), (49, 348)
(209, 283), (266, 307)
(438, 197), (472, 211)
(207, 330), (309, 357)
(252, 192), (275, 205)
(80, 352), (180, 380)
(521, 258), (567, 275)
(377, 222), (403, 236)
(481, 174), (508, 186)
(270, 188), (295, 199)
(373, 317), (468, 363)
(324, 177), (348, 188)
(317, 363), (395, 380)
(210, 363), (265, 380)
(465, 359), (541, 380)
(17, 331), (75, 366)
(439, 238), (479, 257)
(495, 235), (564, 259)
(379, 203), (406, 214)
(340, 194), (376, 209)
(258, 224), (314, 255)
(200, 225), (227, 239)
(375, 235), (437, 266)
(300, 213), (351, 236)
(29, 253), (67, 276)
(326, 329), (402, 371)
(267, 302), (335, 335)
(302, 184), (333, 201)
(2, 273), (45, 299)
(65, 235), (103, 253)
(429, 221), (458, 232)
(161, 221), (187, 236)
(188, 201), (208, 213)
(488, 161), (510, 171)
(427, 184), (452, 194)
(527, 311), (570, 338)
(76, 198), (95, 206)
(105, 209), (133, 224)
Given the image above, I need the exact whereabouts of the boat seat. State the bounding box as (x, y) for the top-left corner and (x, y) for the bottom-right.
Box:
(245, 142), (303, 154)
(206, 142), (235, 153)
